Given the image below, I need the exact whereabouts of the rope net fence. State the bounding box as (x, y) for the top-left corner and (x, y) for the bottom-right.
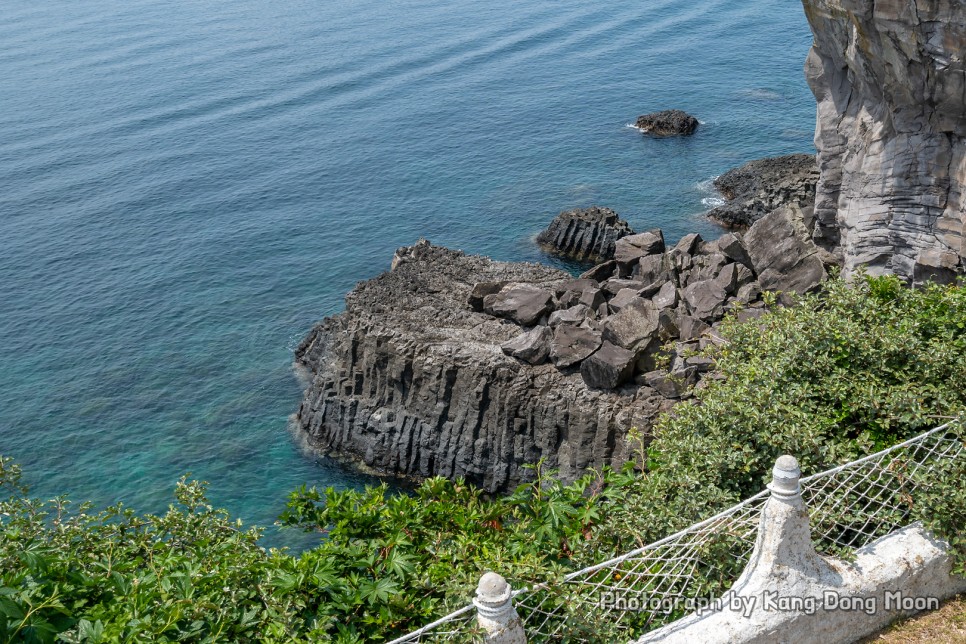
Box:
(388, 421), (964, 643)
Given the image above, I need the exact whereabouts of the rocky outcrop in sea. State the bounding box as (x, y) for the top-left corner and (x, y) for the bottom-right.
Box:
(294, 205), (835, 492)
(802, 0), (965, 284)
(707, 154), (819, 228)
(535, 206), (633, 263)
(635, 110), (699, 136)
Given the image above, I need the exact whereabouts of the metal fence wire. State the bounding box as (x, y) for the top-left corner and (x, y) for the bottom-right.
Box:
(388, 421), (964, 643)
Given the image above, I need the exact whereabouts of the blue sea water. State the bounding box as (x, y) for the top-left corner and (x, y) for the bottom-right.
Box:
(0, 0), (816, 546)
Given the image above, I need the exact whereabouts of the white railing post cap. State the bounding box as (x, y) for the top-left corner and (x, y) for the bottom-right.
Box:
(768, 455), (801, 499)
(474, 572), (514, 619)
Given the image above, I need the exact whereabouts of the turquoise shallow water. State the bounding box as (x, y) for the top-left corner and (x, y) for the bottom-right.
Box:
(0, 0), (816, 546)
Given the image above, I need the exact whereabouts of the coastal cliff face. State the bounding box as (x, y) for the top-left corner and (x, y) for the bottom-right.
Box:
(295, 242), (667, 493)
(802, 0), (966, 283)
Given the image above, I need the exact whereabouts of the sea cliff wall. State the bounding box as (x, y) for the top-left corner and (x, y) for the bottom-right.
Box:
(802, 0), (966, 283)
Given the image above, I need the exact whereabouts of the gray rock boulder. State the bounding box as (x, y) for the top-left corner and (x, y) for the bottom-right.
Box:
(601, 298), (660, 351)
(549, 304), (593, 328)
(550, 324), (602, 368)
(652, 281), (679, 310)
(483, 284), (554, 326)
(469, 281), (508, 312)
(682, 279), (729, 322)
(580, 342), (636, 389)
(745, 205), (828, 295)
(501, 326), (552, 365)
(635, 253), (678, 285)
(613, 230), (666, 269)
(712, 232), (754, 269)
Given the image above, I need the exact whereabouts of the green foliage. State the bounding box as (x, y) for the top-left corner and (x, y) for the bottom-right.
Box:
(909, 422), (966, 576)
(278, 463), (635, 640)
(1, 275), (964, 642)
(586, 276), (966, 557)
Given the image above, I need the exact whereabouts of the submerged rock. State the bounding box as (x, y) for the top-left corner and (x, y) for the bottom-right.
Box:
(635, 110), (699, 136)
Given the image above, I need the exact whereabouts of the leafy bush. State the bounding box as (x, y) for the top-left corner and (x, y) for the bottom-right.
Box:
(1, 275), (964, 642)
(593, 275), (966, 553)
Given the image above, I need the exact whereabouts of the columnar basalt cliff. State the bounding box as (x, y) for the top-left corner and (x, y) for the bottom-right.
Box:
(802, 0), (966, 283)
(295, 241), (669, 493)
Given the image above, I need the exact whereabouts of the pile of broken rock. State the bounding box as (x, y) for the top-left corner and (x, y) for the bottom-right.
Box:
(487, 204), (833, 392)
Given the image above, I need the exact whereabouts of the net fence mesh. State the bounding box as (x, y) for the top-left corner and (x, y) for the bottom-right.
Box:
(388, 421), (964, 643)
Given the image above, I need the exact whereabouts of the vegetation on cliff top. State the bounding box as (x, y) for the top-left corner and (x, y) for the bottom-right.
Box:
(2, 275), (965, 642)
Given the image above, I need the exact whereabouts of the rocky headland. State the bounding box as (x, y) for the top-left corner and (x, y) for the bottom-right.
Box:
(295, 203), (834, 492)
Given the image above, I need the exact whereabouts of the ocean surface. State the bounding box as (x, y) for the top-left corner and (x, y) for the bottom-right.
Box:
(0, 0), (816, 547)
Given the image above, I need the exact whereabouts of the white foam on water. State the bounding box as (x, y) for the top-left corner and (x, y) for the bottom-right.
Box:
(702, 196), (726, 208)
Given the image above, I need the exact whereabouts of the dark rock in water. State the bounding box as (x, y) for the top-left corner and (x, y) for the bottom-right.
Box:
(707, 153), (819, 228)
(550, 324), (602, 369)
(581, 342), (635, 390)
(483, 284), (554, 326)
(536, 206), (634, 263)
(294, 241), (664, 493)
(502, 326), (552, 365)
(744, 205), (828, 295)
(635, 109), (699, 136)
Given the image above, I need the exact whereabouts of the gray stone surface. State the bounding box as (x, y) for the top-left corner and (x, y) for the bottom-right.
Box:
(580, 342), (636, 390)
(549, 324), (602, 369)
(682, 279), (728, 322)
(803, 0), (966, 283)
(614, 231), (666, 269)
(501, 326), (552, 365)
(745, 205), (828, 294)
(548, 304), (593, 328)
(483, 284), (554, 326)
(601, 298), (660, 351)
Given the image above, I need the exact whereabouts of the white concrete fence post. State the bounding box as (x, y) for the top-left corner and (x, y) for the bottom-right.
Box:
(636, 453), (966, 643)
(474, 572), (527, 643)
